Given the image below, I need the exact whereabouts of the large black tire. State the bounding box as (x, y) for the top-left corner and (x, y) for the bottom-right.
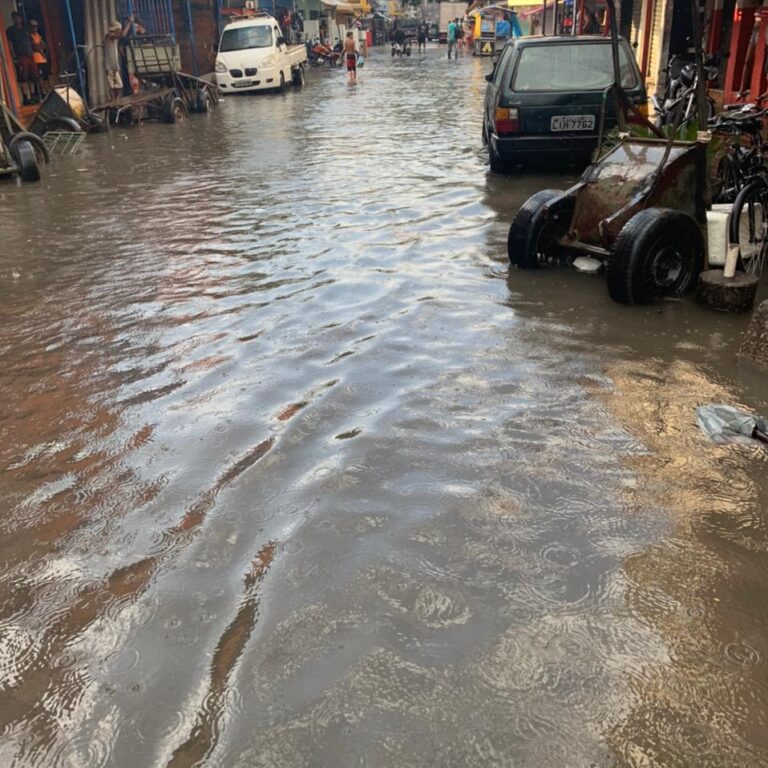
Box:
(195, 89), (214, 113)
(292, 66), (304, 87)
(729, 179), (768, 273)
(8, 132), (49, 166)
(507, 189), (572, 269)
(277, 72), (286, 94)
(162, 96), (188, 124)
(44, 116), (81, 133)
(14, 140), (41, 182)
(607, 208), (703, 305)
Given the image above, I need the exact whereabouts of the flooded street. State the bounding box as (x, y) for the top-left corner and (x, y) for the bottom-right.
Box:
(2, 48), (768, 767)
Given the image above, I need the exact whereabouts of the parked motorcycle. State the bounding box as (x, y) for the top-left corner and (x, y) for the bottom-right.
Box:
(652, 53), (721, 128)
(307, 39), (341, 67)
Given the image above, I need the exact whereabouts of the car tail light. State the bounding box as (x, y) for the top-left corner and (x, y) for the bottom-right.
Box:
(495, 107), (519, 134)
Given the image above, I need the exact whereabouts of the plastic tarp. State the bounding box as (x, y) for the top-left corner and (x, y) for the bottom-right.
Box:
(696, 404), (768, 446)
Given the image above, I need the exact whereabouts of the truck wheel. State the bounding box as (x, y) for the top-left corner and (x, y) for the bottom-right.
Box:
(292, 66), (304, 87)
(8, 132), (49, 166)
(508, 190), (572, 269)
(14, 140), (41, 182)
(278, 72), (286, 94)
(607, 208), (703, 305)
(163, 96), (188, 123)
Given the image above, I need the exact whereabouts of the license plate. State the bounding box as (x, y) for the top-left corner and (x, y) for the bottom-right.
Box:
(551, 115), (595, 132)
(232, 80), (253, 88)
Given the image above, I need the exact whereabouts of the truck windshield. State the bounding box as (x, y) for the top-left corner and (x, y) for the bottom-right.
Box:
(220, 26), (272, 52)
(512, 43), (636, 91)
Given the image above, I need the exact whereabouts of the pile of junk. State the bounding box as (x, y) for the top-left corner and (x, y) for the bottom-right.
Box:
(0, 81), (104, 184)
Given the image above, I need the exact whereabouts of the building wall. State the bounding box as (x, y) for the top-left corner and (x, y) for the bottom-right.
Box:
(172, 0), (219, 75)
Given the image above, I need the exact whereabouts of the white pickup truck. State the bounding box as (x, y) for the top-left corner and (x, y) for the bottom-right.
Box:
(215, 14), (307, 94)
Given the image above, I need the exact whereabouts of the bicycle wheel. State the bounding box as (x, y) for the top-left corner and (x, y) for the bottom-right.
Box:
(713, 151), (743, 204)
(729, 179), (768, 276)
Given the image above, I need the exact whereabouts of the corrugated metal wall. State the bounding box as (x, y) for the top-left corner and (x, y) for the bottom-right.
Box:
(84, 0), (118, 105)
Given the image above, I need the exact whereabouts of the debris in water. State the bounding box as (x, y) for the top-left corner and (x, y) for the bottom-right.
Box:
(696, 404), (768, 446)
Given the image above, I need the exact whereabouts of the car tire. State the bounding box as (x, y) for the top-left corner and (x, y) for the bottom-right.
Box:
(607, 208), (703, 305)
(488, 138), (506, 173)
(292, 66), (304, 87)
(14, 140), (41, 182)
(8, 132), (49, 166)
(507, 189), (572, 269)
(163, 96), (188, 123)
(278, 72), (286, 94)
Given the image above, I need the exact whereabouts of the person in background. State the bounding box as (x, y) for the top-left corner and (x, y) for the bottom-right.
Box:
(104, 21), (124, 100)
(120, 14), (145, 96)
(417, 20), (427, 55)
(495, 11), (511, 43)
(578, 5), (601, 34)
(510, 9), (523, 37)
(29, 20), (48, 97)
(447, 17), (457, 60)
(343, 30), (357, 83)
(456, 17), (465, 55)
(6, 12), (35, 104)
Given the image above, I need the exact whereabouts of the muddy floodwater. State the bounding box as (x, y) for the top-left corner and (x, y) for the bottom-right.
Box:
(2, 49), (768, 767)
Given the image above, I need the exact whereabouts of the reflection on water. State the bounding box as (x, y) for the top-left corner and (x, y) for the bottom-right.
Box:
(0, 48), (767, 767)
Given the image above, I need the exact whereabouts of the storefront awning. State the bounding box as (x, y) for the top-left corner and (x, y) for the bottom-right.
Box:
(321, 0), (364, 14)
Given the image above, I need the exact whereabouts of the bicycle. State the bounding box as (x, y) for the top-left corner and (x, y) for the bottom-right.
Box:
(710, 104), (768, 204)
(729, 172), (768, 277)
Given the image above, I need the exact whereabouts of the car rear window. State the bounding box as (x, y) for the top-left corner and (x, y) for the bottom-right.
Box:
(511, 42), (636, 92)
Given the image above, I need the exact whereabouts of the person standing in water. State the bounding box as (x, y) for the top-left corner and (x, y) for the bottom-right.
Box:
(417, 20), (427, 55)
(343, 31), (357, 83)
(447, 18), (457, 60)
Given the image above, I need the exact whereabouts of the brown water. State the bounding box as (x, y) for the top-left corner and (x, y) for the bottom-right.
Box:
(1, 49), (768, 767)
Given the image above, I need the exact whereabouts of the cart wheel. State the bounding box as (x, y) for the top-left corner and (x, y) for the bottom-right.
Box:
(8, 132), (49, 166)
(45, 116), (81, 133)
(277, 72), (286, 94)
(292, 66), (305, 87)
(163, 97), (188, 124)
(14, 140), (41, 182)
(87, 111), (109, 133)
(195, 89), (214, 113)
(508, 190), (572, 269)
(607, 208), (703, 305)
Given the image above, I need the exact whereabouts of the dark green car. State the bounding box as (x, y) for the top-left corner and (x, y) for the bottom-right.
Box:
(483, 36), (647, 172)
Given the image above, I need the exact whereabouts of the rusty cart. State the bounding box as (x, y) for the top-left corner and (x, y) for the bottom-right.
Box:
(94, 35), (219, 125)
(507, 0), (716, 305)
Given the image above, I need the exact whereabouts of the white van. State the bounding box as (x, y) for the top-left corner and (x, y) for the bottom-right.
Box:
(215, 14), (307, 94)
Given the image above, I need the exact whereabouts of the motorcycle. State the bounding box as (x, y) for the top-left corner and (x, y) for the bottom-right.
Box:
(652, 53), (721, 128)
(307, 39), (342, 67)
